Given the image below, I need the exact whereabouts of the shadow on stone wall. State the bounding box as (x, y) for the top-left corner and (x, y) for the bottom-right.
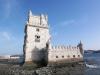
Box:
(31, 47), (48, 67)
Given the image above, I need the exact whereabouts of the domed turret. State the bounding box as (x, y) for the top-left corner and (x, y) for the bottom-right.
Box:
(77, 41), (84, 55)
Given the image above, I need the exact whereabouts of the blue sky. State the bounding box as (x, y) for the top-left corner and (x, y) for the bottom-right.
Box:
(0, 0), (100, 55)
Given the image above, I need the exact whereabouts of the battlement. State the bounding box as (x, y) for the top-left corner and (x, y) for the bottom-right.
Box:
(51, 45), (79, 50)
(48, 45), (83, 63)
(27, 10), (48, 27)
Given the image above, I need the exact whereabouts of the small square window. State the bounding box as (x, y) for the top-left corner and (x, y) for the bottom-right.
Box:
(73, 55), (75, 58)
(78, 55), (80, 57)
(36, 28), (39, 32)
(56, 56), (58, 58)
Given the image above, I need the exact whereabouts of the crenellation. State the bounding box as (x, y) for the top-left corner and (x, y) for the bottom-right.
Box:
(63, 46), (66, 49)
(62, 45), (64, 49)
(67, 46), (69, 49)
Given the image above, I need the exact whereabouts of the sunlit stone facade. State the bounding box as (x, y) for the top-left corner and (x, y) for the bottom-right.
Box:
(23, 10), (83, 66)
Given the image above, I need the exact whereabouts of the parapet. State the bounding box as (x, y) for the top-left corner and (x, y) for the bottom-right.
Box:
(51, 45), (79, 51)
(27, 11), (48, 27)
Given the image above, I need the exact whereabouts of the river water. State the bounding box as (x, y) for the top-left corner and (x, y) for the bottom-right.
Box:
(84, 52), (100, 75)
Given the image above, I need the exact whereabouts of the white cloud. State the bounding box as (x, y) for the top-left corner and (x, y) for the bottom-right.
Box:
(2, 32), (11, 40)
(3, 0), (18, 18)
(0, 31), (23, 54)
(60, 20), (75, 26)
(0, 31), (16, 41)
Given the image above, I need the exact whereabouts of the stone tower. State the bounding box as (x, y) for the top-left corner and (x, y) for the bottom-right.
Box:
(23, 10), (50, 66)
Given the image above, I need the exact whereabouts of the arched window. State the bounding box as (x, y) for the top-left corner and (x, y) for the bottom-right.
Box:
(35, 35), (40, 42)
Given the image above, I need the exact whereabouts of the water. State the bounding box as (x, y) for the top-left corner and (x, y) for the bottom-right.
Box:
(84, 52), (100, 75)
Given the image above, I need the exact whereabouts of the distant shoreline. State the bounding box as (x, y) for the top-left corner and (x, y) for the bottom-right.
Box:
(84, 50), (100, 54)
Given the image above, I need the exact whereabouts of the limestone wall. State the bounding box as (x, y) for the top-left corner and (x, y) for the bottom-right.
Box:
(48, 45), (83, 63)
(24, 11), (50, 64)
(24, 26), (50, 61)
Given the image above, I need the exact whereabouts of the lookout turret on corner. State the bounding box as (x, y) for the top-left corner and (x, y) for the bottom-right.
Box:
(29, 10), (32, 16)
(23, 10), (50, 66)
(77, 41), (84, 55)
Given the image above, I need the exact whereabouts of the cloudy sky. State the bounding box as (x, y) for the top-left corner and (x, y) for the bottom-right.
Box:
(0, 0), (100, 55)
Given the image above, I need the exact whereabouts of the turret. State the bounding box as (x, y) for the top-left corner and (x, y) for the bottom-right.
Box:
(27, 10), (33, 25)
(29, 10), (33, 17)
(77, 41), (84, 55)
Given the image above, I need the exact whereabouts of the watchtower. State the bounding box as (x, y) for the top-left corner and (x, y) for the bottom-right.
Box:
(23, 10), (50, 66)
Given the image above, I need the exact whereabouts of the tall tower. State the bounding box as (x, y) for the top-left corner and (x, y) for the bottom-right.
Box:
(23, 10), (50, 66)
